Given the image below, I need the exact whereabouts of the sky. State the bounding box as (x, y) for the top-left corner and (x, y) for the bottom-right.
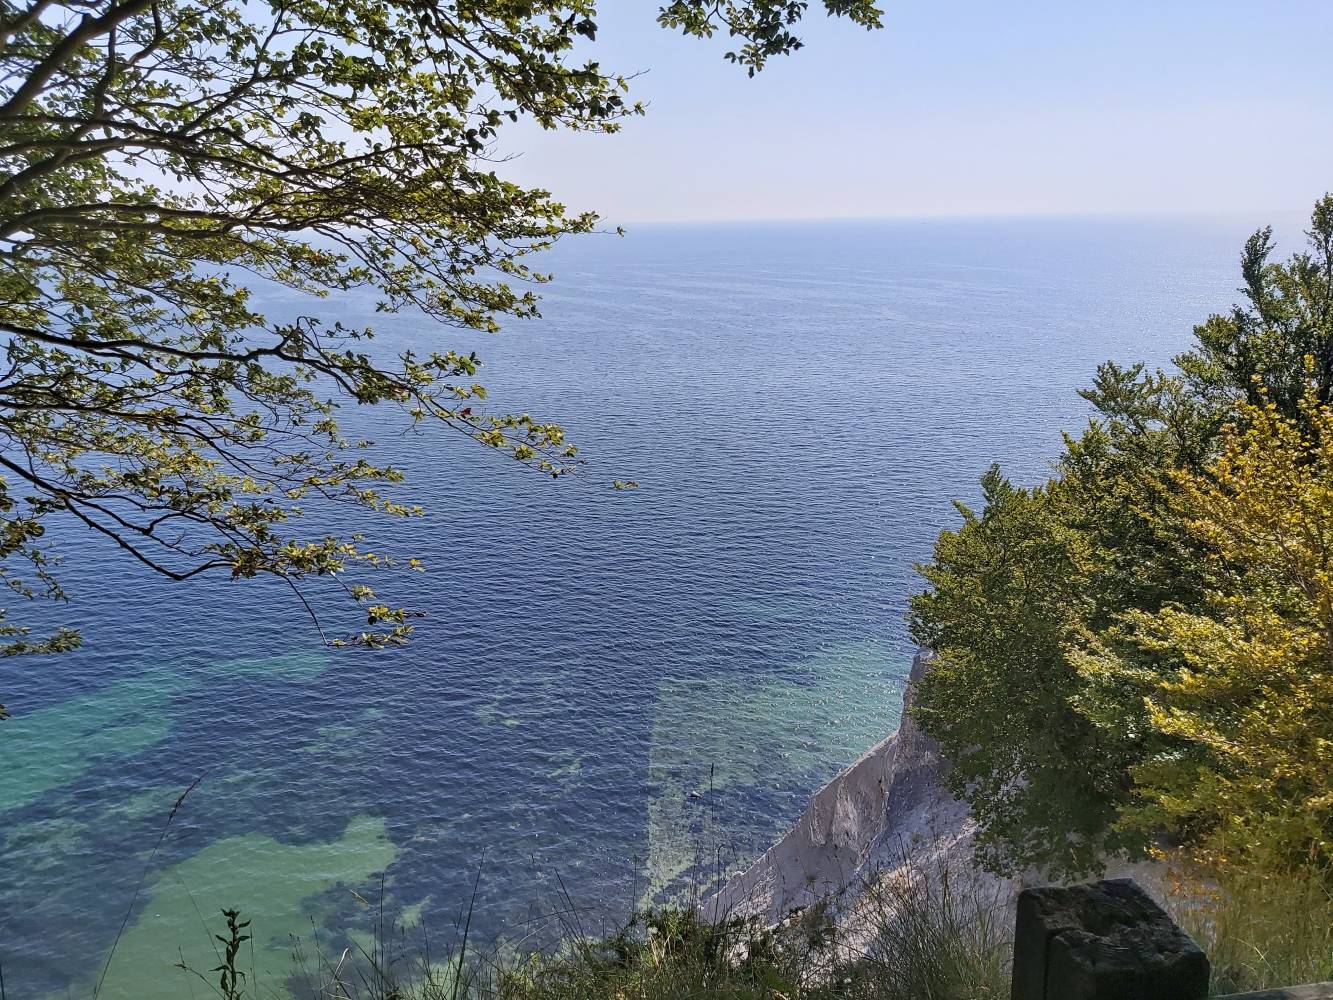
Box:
(500, 1), (1333, 224)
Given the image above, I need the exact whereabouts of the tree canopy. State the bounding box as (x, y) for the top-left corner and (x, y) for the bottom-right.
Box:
(0, 0), (882, 687)
(911, 195), (1333, 878)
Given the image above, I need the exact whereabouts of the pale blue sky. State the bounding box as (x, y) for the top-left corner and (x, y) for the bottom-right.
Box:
(502, 2), (1333, 223)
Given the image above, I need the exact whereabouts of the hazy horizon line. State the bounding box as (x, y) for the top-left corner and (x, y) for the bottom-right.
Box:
(600, 204), (1316, 228)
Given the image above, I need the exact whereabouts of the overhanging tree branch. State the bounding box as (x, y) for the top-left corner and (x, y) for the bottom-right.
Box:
(0, 0), (881, 678)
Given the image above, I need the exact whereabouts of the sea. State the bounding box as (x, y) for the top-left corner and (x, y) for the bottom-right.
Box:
(0, 215), (1284, 998)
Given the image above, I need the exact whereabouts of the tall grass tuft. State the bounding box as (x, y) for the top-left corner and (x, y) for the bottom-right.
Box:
(1163, 861), (1333, 997)
(846, 853), (1012, 999)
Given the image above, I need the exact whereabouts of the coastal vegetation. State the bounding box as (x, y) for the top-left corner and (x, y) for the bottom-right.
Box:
(911, 195), (1333, 881)
(178, 856), (1015, 1000)
(1165, 861), (1333, 996)
(164, 854), (1332, 999)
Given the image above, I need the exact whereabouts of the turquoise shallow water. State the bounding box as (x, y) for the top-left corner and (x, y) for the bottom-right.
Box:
(0, 217), (1269, 997)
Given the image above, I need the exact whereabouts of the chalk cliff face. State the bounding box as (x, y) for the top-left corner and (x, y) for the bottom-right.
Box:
(706, 649), (1162, 928)
(705, 650), (980, 925)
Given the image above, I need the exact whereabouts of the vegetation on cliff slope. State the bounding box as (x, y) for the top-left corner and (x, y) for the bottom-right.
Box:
(176, 859), (1014, 1000)
(911, 194), (1333, 879)
(168, 856), (1332, 999)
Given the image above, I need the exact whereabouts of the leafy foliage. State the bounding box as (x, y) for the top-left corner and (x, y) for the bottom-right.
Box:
(1181, 196), (1333, 416)
(911, 195), (1333, 877)
(0, 0), (880, 669)
(911, 468), (1133, 876)
(1095, 380), (1333, 869)
(659, 0), (881, 74)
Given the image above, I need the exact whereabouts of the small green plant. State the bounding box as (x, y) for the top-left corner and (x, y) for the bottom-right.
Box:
(175, 908), (251, 1000)
(215, 909), (253, 1000)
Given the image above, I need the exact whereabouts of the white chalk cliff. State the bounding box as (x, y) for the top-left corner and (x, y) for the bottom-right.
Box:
(705, 649), (1162, 928)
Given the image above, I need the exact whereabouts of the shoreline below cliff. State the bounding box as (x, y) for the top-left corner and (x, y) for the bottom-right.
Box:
(707, 650), (1164, 931)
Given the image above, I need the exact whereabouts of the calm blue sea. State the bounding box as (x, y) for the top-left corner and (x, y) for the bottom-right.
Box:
(0, 216), (1275, 997)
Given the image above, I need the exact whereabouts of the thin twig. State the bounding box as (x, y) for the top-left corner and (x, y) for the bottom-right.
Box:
(94, 776), (203, 1000)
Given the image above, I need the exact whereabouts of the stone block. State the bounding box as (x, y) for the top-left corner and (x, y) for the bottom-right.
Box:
(1011, 878), (1210, 1000)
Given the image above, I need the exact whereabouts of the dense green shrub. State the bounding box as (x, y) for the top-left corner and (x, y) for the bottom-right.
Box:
(911, 195), (1333, 878)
